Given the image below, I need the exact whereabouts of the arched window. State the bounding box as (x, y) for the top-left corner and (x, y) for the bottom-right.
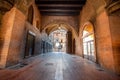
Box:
(82, 23), (96, 62)
(27, 5), (34, 24)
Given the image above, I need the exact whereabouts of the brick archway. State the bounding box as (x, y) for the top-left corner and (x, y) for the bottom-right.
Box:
(82, 22), (97, 62)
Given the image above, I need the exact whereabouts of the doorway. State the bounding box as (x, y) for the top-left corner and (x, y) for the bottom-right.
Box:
(82, 23), (96, 62)
(25, 32), (35, 58)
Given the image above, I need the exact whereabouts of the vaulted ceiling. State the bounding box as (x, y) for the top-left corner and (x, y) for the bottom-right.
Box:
(35, 0), (86, 16)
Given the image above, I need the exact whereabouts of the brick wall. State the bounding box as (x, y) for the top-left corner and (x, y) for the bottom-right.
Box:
(0, 4), (42, 67)
(109, 16), (120, 74)
(95, 11), (114, 72)
(6, 7), (26, 67)
(0, 7), (16, 68)
(5, 8), (42, 67)
(78, 0), (120, 74)
(41, 15), (79, 33)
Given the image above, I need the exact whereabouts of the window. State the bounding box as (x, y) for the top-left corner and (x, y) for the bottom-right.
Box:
(82, 23), (96, 62)
(27, 5), (34, 24)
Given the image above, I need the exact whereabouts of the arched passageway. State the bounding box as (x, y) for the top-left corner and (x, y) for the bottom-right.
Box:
(43, 22), (78, 54)
(49, 28), (67, 52)
(0, 0), (120, 79)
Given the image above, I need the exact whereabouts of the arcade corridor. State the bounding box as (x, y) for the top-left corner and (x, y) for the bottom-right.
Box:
(0, 52), (120, 80)
(0, 0), (120, 80)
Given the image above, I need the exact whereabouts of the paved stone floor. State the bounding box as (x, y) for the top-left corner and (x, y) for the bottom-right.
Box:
(0, 52), (120, 80)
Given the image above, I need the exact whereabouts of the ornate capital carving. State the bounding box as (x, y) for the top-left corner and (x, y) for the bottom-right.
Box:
(0, 0), (15, 14)
(106, 1), (120, 16)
